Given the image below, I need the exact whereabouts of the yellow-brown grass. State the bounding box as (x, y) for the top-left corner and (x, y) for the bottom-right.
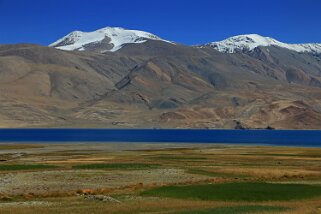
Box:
(0, 144), (320, 214)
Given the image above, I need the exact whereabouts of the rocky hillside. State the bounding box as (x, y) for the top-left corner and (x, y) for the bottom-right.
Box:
(1, 28), (321, 129)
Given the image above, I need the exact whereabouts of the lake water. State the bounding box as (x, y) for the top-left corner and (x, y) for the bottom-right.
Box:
(0, 129), (320, 147)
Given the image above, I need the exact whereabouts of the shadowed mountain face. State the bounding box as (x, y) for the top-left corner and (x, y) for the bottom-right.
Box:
(1, 40), (321, 129)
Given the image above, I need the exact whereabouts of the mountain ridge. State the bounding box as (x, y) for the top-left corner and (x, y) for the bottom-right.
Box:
(50, 27), (172, 53)
(1, 27), (321, 129)
(50, 27), (321, 54)
(202, 34), (321, 54)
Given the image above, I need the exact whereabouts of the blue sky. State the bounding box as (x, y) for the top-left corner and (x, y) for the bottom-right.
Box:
(1, 0), (321, 45)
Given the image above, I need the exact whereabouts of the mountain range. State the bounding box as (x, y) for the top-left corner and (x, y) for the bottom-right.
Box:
(1, 27), (321, 129)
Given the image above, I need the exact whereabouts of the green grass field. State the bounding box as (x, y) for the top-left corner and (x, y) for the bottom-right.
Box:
(141, 182), (321, 201)
(175, 205), (290, 214)
(72, 163), (161, 170)
(0, 144), (320, 214)
(186, 168), (248, 178)
(0, 164), (58, 171)
(154, 155), (207, 160)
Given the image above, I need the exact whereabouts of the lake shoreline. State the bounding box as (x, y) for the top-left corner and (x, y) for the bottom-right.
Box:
(0, 129), (320, 147)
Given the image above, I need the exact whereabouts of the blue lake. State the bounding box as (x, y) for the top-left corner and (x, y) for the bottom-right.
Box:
(0, 129), (320, 147)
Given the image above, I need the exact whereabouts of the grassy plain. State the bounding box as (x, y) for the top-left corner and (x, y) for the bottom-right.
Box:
(0, 143), (320, 213)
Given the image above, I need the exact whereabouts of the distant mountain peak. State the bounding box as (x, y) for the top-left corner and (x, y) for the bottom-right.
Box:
(50, 27), (321, 54)
(49, 27), (172, 52)
(201, 34), (321, 54)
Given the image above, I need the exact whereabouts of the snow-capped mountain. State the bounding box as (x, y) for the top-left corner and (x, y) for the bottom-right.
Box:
(202, 34), (321, 54)
(50, 28), (321, 55)
(50, 27), (172, 52)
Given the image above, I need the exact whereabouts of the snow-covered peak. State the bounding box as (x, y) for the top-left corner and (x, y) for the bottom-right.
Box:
(203, 34), (321, 54)
(50, 27), (172, 52)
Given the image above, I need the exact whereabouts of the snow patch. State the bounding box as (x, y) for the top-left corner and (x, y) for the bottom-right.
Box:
(50, 27), (172, 52)
(203, 34), (321, 54)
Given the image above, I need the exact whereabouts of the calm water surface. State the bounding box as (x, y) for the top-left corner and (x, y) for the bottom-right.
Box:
(0, 129), (320, 147)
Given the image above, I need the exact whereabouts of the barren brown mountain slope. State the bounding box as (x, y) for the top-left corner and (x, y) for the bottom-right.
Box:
(0, 41), (321, 129)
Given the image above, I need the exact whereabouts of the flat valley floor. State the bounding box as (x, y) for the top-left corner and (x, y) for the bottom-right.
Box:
(0, 143), (320, 214)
